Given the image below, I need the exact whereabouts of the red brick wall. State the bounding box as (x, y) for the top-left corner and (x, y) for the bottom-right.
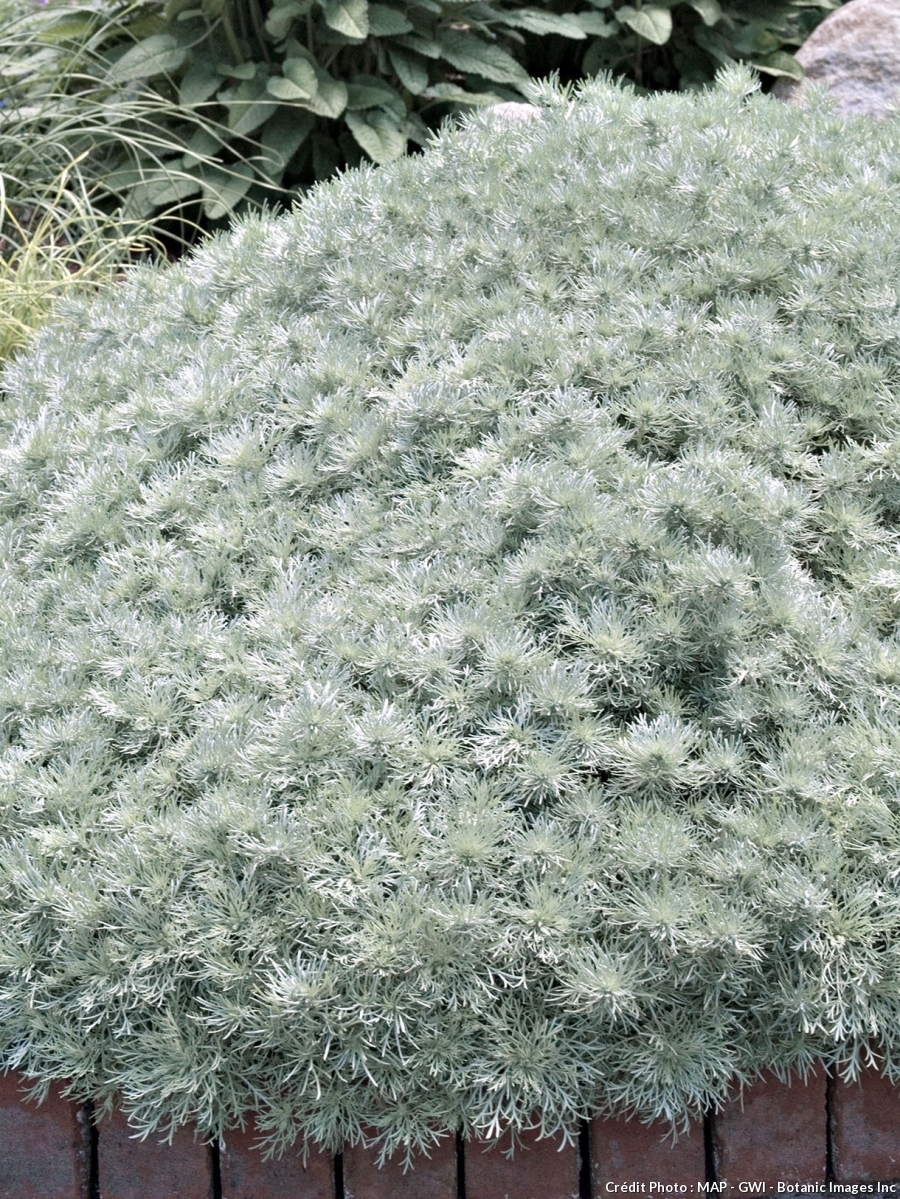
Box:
(2, 1068), (900, 1198)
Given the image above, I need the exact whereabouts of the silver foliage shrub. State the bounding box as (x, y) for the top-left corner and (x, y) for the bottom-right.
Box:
(2, 66), (900, 1156)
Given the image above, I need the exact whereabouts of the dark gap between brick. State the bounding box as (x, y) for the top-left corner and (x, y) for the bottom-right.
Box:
(209, 1138), (222, 1199)
(703, 1105), (717, 1183)
(578, 1118), (593, 1199)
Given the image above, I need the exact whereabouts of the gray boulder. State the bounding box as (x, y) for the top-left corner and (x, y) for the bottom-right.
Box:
(772, 0), (900, 119)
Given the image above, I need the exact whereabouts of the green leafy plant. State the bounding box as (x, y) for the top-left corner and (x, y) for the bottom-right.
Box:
(520, 0), (842, 92)
(0, 0), (266, 244)
(3, 67), (900, 1156)
(0, 0), (588, 233)
(0, 0), (847, 241)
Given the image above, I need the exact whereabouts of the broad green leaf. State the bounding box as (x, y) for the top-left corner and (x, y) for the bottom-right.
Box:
(286, 56), (321, 97)
(200, 162), (254, 219)
(124, 11), (170, 38)
(402, 111), (430, 145)
(107, 35), (188, 83)
(144, 173), (203, 208)
(265, 0), (309, 40)
(753, 51), (805, 79)
(165, 0), (197, 19)
(619, 6), (672, 45)
(501, 9), (586, 39)
(573, 12), (617, 36)
(217, 61), (257, 80)
(321, 0), (369, 40)
(0, 47), (56, 80)
(227, 79), (278, 136)
(389, 48), (429, 95)
(284, 38), (316, 62)
(347, 76), (404, 116)
(436, 30), (529, 86)
(108, 161), (201, 213)
(394, 33), (444, 59)
(103, 161), (154, 196)
(201, 0), (226, 17)
(303, 71), (348, 118)
(345, 111), (406, 163)
(687, 0), (722, 27)
(182, 127), (224, 167)
(35, 18), (99, 44)
(367, 3), (413, 36)
(180, 58), (221, 104)
(267, 76), (313, 101)
(257, 108), (315, 179)
(732, 21), (780, 55)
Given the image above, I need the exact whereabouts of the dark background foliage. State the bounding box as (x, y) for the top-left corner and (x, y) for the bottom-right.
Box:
(0, 0), (844, 251)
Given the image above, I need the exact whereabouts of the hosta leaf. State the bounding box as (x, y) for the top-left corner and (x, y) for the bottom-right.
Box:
(687, 0), (722, 27)
(435, 30), (529, 86)
(283, 56), (319, 97)
(35, 18), (100, 44)
(107, 35), (188, 83)
(304, 71), (348, 117)
(753, 50), (805, 79)
(102, 160), (157, 197)
(732, 21), (780, 55)
(128, 12), (175, 37)
(618, 6), (673, 45)
(573, 12), (617, 36)
(367, 3), (413, 36)
(109, 161), (201, 214)
(267, 76), (311, 101)
(402, 111), (430, 145)
(144, 173), (203, 208)
(389, 48), (429, 95)
(345, 110), (406, 163)
(179, 58), (221, 104)
(501, 9), (586, 39)
(257, 108), (315, 178)
(165, 0), (197, 18)
(265, 0), (308, 40)
(227, 79), (278, 136)
(347, 76), (404, 116)
(181, 127), (225, 167)
(321, 0), (369, 40)
(200, 161), (254, 219)
(394, 33), (442, 59)
(217, 61), (257, 80)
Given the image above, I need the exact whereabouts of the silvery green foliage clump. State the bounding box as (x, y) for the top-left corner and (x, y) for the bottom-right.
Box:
(3, 66), (900, 1156)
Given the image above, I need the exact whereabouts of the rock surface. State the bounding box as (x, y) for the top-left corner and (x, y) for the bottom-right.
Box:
(772, 0), (900, 119)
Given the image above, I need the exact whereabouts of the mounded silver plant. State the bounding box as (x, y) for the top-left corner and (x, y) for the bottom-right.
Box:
(2, 66), (900, 1157)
